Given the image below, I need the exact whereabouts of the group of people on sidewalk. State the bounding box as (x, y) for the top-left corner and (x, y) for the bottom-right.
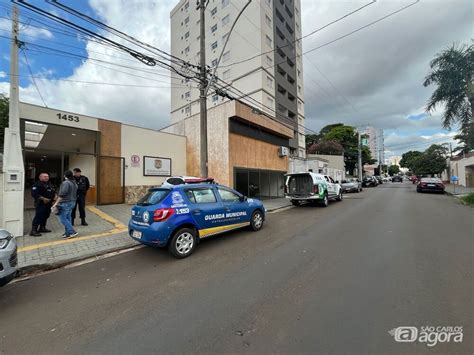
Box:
(30, 168), (90, 239)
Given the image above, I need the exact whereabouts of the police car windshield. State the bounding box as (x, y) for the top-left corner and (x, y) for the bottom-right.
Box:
(137, 189), (170, 206)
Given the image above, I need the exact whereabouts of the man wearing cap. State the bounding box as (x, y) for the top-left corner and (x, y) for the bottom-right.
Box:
(71, 168), (90, 226)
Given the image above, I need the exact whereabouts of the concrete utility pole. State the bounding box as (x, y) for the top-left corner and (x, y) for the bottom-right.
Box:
(358, 130), (363, 181)
(2, 4), (24, 236)
(197, 0), (208, 178)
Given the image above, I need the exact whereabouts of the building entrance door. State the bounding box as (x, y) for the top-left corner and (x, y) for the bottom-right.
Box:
(97, 156), (125, 205)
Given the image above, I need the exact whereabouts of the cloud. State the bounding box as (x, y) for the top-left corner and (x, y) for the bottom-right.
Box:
(0, 18), (53, 39)
(0, 70), (5, 78)
(407, 113), (427, 121)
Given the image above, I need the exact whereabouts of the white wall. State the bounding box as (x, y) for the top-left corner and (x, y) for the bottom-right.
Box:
(20, 102), (99, 132)
(121, 125), (186, 186)
(68, 154), (96, 185)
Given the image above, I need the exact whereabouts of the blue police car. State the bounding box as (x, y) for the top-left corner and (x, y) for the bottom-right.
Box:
(128, 183), (265, 258)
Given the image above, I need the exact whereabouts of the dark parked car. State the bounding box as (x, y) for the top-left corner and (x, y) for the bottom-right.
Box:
(362, 176), (378, 187)
(340, 178), (362, 193)
(392, 175), (403, 183)
(416, 177), (445, 193)
(374, 176), (384, 184)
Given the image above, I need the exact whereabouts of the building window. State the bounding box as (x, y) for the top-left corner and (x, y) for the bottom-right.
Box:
(266, 76), (273, 88)
(184, 16), (189, 25)
(222, 32), (229, 42)
(184, 91), (191, 99)
(211, 24), (217, 33)
(211, 58), (218, 67)
(223, 50), (231, 62)
(211, 7), (217, 16)
(184, 31), (189, 39)
(223, 69), (231, 79)
(212, 94), (219, 102)
(298, 85), (302, 93)
(267, 96), (274, 107)
(265, 35), (272, 47)
(297, 69), (301, 78)
(222, 0), (230, 8)
(184, 46), (190, 54)
(265, 14), (271, 27)
(222, 14), (230, 26)
(185, 106), (191, 115)
(266, 55), (272, 67)
(211, 41), (218, 50)
(184, 2), (189, 10)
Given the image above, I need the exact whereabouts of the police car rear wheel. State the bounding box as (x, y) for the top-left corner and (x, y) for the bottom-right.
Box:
(250, 210), (264, 231)
(168, 228), (197, 259)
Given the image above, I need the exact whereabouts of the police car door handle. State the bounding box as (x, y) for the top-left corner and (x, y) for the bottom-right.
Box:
(192, 209), (202, 215)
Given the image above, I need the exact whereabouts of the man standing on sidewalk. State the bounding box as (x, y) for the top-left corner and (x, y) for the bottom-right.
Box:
(52, 170), (78, 239)
(30, 172), (56, 237)
(71, 168), (90, 226)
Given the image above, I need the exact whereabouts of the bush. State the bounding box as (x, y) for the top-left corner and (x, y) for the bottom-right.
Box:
(460, 192), (474, 206)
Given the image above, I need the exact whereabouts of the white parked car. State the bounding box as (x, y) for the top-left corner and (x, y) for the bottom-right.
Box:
(285, 172), (343, 207)
(0, 229), (17, 287)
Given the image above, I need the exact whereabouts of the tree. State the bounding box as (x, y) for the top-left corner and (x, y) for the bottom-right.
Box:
(424, 43), (473, 129)
(305, 133), (320, 150)
(320, 123), (344, 137)
(307, 140), (344, 155)
(411, 144), (448, 176)
(388, 165), (400, 176)
(424, 43), (473, 153)
(0, 94), (8, 149)
(400, 150), (423, 171)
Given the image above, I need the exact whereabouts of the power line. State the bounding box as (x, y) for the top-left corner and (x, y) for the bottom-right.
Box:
(2, 72), (190, 88)
(21, 49), (48, 107)
(221, 0), (376, 68)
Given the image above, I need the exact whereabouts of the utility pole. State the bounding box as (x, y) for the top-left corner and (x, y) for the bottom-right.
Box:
(358, 130), (363, 181)
(197, 0), (208, 178)
(2, 4), (24, 236)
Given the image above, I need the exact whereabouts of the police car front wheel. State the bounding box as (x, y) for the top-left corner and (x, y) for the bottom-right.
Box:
(168, 228), (197, 259)
(250, 210), (264, 231)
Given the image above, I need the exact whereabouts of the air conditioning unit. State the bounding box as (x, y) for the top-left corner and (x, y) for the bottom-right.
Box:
(279, 146), (289, 157)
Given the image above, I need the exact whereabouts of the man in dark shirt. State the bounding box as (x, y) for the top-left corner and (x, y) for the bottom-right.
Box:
(71, 168), (90, 226)
(30, 172), (56, 237)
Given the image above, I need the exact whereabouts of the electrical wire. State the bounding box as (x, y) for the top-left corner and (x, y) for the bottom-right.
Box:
(22, 49), (48, 107)
(221, 0), (376, 68)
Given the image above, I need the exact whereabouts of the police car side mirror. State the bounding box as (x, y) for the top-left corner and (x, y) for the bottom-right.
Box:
(239, 195), (247, 202)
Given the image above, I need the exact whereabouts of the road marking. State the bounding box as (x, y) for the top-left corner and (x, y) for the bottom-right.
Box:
(18, 206), (128, 253)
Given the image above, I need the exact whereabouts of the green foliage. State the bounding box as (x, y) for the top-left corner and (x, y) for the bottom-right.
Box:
(0, 94), (8, 148)
(388, 165), (400, 176)
(305, 133), (320, 149)
(424, 43), (473, 129)
(460, 192), (474, 206)
(400, 150), (423, 170)
(411, 144), (448, 175)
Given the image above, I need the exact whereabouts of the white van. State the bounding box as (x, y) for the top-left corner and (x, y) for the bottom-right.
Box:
(284, 172), (343, 207)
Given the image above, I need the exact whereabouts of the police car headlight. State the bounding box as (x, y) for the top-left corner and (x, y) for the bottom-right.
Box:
(0, 235), (12, 249)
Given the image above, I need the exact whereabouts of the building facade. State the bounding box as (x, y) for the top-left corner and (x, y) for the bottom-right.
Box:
(162, 100), (292, 198)
(170, 0), (306, 157)
(361, 126), (384, 165)
(18, 103), (186, 206)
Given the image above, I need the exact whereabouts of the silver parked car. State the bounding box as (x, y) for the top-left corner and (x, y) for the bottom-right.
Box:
(0, 229), (17, 286)
(340, 178), (362, 193)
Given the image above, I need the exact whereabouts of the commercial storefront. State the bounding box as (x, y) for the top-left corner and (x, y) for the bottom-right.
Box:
(162, 100), (293, 199)
(20, 103), (186, 206)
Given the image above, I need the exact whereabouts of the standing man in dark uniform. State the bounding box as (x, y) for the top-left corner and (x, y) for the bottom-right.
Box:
(30, 172), (56, 236)
(71, 168), (90, 226)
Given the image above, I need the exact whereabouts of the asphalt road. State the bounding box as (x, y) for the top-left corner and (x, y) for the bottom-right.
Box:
(1, 183), (472, 355)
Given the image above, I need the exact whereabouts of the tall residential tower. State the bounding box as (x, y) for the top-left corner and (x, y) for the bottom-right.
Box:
(170, 0), (306, 157)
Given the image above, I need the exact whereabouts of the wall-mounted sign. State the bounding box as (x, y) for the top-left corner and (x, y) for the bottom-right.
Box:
(143, 156), (172, 177)
(130, 154), (141, 167)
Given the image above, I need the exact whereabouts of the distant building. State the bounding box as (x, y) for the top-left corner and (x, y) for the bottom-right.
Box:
(360, 126), (384, 165)
(388, 156), (402, 167)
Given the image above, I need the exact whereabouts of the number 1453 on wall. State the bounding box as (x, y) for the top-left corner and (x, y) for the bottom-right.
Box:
(57, 113), (80, 122)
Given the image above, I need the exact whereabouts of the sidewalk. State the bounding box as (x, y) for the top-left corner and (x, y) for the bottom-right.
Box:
(18, 204), (137, 274)
(444, 184), (474, 196)
(16, 199), (292, 274)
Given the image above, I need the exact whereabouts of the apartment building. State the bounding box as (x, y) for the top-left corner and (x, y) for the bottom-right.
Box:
(170, 0), (306, 158)
(361, 126), (384, 165)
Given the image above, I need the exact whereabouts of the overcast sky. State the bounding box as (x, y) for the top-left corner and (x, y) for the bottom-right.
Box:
(0, 0), (472, 159)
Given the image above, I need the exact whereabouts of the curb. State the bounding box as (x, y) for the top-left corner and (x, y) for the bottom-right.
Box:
(266, 204), (293, 213)
(16, 242), (139, 278)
